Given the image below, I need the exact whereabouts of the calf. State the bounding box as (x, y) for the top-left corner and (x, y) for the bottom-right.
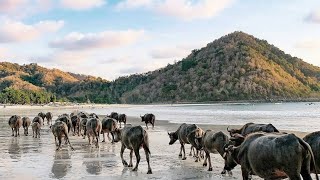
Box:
(140, 114), (155, 129)
(303, 131), (320, 174)
(227, 122), (279, 136)
(22, 117), (31, 136)
(32, 122), (41, 138)
(45, 112), (53, 125)
(224, 132), (319, 180)
(113, 125), (152, 174)
(195, 130), (236, 174)
(118, 114), (127, 128)
(86, 118), (102, 148)
(8, 115), (22, 137)
(51, 121), (74, 151)
(101, 118), (118, 143)
(168, 123), (198, 160)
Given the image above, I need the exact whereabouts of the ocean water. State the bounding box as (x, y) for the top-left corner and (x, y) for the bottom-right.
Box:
(1, 102), (320, 132)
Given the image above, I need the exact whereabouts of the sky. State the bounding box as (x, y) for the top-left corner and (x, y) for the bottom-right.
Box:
(0, 0), (319, 80)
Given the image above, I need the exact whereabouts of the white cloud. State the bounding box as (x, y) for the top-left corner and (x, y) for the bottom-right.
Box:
(305, 10), (320, 23)
(117, 0), (151, 9)
(116, 0), (234, 20)
(151, 46), (190, 59)
(49, 30), (145, 51)
(0, 18), (64, 43)
(0, 0), (28, 13)
(60, 0), (105, 10)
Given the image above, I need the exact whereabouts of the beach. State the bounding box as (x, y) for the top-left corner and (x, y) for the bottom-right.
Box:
(0, 104), (315, 179)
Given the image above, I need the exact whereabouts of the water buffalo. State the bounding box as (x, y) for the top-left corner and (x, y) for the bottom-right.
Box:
(89, 113), (99, 119)
(113, 125), (152, 174)
(195, 130), (236, 174)
(101, 118), (118, 143)
(187, 128), (205, 162)
(32, 122), (41, 138)
(303, 131), (320, 174)
(227, 122), (279, 136)
(38, 112), (46, 125)
(8, 115), (22, 137)
(22, 117), (31, 136)
(86, 118), (102, 148)
(224, 132), (319, 180)
(80, 118), (88, 139)
(168, 123), (199, 160)
(118, 114), (127, 128)
(107, 112), (118, 121)
(51, 121), (74, 151)
(46, 112), (53, 125)
(140, 114), (155, 129)
(33, 116), (43, 127)
(78, 111), (89, 118)
(71, 115), (80, 136)
(56, 115), (72, 134)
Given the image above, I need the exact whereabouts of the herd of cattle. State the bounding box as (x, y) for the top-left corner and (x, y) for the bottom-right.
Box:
(7, 111), (320, 179)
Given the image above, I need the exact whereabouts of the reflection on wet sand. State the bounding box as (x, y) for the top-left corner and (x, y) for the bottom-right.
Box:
(8, 138), (21, 159)
(51, 149), (72, 179)
(83, 149), (102, 175)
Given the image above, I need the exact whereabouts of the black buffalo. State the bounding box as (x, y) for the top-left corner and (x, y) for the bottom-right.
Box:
(304, 131), (320, 174)
(168, 123), (200, 160)
(113, 125), (152, 174)
(140, 114), (155, 129)
(45, 112), (53, 125)
(118, 114), (127, 128)
(195, 130), (236, 175)
(227, 122), (279, 136)
(101, 118), (118, 143)
(224, 132), (319, 180)
(108, 112), (118, 121)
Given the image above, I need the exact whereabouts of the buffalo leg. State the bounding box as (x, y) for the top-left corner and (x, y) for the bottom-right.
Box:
(189, 146), (194, 156)
(144, 146), (152, 174)
(55, 136), (58, 146)
(132, 148), (140, 171)
(203, 151), (208, 166)
(128, 150), (133, 167)
(120, 144), (128, 166)
(15, 128), (18, 137)
(207, 153), (212, 171)
(111, 132), (115, 144)
(152, 123), (154, 129)
(182, 144), (186, 160)
(146, 123), (148, 129)
(11, 128), (14, 136)
(179, 144), (183, 157)
(95, 133), (99, 148)
(57, 136), (62, 150)
(102, 132), (105, 142)
(195, 150), (200, 162)
(17, 128), (20, 136)
(241, 166), (250, 180)
(88, 135), (91, 145)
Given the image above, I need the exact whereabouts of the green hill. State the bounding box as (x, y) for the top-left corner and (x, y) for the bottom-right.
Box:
(0, 31), (319, 104)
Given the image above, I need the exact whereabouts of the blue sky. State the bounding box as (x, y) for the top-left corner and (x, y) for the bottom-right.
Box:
(0, 0), (319, 80)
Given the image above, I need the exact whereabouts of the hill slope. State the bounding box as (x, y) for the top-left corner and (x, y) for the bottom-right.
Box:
(0, 31), (319, 104)
(119, 31), (320, 103)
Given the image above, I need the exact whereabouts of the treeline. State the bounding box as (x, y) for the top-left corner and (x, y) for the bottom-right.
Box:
(0, 88), (56, 104)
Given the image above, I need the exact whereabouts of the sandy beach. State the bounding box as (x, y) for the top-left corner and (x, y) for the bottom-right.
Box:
(0, 105), (312, 180)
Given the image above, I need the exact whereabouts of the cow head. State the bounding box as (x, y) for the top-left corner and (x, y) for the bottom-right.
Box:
(113, 128), (122, 142)
(229, 133), (245, 146)
(168, 132), (178, 145)
(222, 145), (239, 173)
(140, 115), (145, 122)
(227, 126), (241, 136)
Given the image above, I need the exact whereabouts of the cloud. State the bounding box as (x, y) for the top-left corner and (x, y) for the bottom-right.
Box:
(151, 47), (190, 59)
(0, 0), (53, 19)
(0, 18), (64, 43)
(60, 0), (105, 10)
(49, 30), (145, 51)
(116, 0), (234, 20)
(305, 10), (320, 23)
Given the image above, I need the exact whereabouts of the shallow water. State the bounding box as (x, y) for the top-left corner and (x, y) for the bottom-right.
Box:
(0, 103), (319, 179)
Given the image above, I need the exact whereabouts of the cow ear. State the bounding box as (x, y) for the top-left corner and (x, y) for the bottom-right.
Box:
(167, 132), (170, 136)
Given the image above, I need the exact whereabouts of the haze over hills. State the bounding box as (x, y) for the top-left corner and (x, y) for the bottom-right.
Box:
(0, 31), (319, 104)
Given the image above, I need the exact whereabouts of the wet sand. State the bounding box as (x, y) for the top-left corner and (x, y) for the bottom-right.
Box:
(0, 106), (309, 180)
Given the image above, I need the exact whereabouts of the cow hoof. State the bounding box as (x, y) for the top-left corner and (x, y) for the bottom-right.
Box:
(128, 164), (133, 167)
(178, 154), (182, 157)
(123, 161), (128, 166)
(195, 159), (198, 162)
(203, 163), (207, 167)
(147, 170), (152, 174)
(227, 171), (233, 176)
(182, 157), (186, 160)
(208, 167), (212, 171)
(102, 140), (105, 142)
(221, 170), (226, 174)
(132, 167), (138, 171)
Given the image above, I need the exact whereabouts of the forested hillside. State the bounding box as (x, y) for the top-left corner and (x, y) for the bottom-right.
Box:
(1, 31), (319, 104)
